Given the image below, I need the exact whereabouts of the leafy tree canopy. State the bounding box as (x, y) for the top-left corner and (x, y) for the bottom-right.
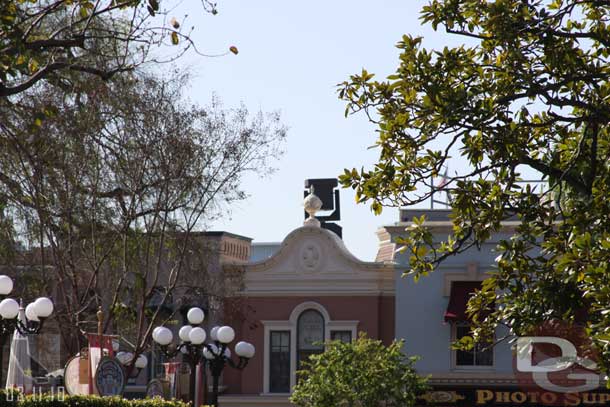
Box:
(290, 333), (427, 407)
(339, 0), (610, 370)
(0, 0), (220, 98)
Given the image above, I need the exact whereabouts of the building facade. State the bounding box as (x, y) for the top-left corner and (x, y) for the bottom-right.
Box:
(378, 208), (600, 407)
(219, 191), (395, 406)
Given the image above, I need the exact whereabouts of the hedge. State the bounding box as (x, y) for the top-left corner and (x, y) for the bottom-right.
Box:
(0, 390), (190, 407)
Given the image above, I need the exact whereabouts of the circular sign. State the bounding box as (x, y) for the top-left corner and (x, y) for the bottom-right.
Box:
(94, 356), (126, 396)
(146, 379), (168, 399)
(64, 355), (89, 395)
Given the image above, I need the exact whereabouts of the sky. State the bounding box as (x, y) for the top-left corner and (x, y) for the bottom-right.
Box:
(165, 0), (467, 261)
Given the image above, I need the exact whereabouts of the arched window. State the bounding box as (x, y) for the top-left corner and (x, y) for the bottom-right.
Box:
(297, 309), (325, 369)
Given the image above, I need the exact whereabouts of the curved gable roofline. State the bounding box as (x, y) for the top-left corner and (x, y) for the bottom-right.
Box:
(246, 226), (397, 272)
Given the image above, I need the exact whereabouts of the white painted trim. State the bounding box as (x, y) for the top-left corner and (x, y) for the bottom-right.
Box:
(289, 301), (330, 324)
(450, 322), (496, 372)
(261, 320), (293, 394)
(442, 264), (490, 296)
(262, 302), (360, 394)
(328, 320), (358, 341)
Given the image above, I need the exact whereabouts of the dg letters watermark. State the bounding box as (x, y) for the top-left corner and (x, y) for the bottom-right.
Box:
(516, 336), (600, 393)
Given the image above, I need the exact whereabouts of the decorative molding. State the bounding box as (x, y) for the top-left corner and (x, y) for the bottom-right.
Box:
(443, 262), (491, 296)
(288, 302), (330, 324)
(246, 227), (396, 272)
(298, 240), (324, 272)
(261, 302), (359, 395)
(239, 226), (395, 296)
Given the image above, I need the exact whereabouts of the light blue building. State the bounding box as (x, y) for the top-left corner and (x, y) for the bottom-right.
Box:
(378, 208), (522, 404)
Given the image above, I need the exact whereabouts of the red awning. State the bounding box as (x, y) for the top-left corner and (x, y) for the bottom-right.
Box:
(444, 281), (483, 322)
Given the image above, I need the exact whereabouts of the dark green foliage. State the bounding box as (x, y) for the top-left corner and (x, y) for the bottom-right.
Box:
(339, 1), (610, 372)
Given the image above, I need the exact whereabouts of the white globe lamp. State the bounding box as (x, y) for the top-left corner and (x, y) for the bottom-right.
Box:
(25, 303), (39, 322)
(33, 297), (53, 318)
(235, 341), (256, 358)
(0, 276), (13, 296)
(135, 354), (148, 369)
(0, 298), (19, 319)
(187, 307), (205, 325)
(153, 327), (173, 346)
(217, 326), (235, 344)
(179, 325), (193, 342)
(210, 326), (220, 341)
(189, 327), (206, 345)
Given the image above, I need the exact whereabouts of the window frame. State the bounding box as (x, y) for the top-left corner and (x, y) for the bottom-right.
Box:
(451, 322), (495, 371)
(269, 330), (291, 393)
(330, 330), (353, 343)
(261, 302), (358, 395)
(296, 309), (325, 371)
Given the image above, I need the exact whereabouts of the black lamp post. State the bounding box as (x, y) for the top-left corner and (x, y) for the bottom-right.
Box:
(153, 307), (255, 407)
(202, 327), (253, 407)
(0, 275), (54, 385)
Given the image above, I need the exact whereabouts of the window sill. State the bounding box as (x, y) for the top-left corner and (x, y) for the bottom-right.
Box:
(451, 366), (496, 372)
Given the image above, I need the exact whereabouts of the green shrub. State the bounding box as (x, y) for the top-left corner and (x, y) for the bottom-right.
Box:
(0, 389), (190, 407)
(290, 332), (428, 407)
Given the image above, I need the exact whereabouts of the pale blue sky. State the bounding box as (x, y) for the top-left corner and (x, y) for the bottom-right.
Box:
(169, 1), (467, 260)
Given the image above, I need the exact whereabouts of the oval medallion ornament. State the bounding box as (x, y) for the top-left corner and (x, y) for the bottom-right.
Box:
(299, 242), (322, 271)
(95, 356), (126, 396)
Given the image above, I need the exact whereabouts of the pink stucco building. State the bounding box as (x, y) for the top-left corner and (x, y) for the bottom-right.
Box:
(218, 205), (396, 406)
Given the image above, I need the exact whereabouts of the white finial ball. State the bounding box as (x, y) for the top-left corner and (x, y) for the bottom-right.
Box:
(303, 192), (323, 217)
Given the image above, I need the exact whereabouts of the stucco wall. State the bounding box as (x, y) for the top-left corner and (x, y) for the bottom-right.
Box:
(389, 219), (515, 375)
(223, 294), (395, 395)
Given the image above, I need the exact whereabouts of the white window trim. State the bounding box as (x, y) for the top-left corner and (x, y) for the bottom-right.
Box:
(450, 322), (496, 371)
(442, 263), (490, 296)
(261, 301), (358, 394)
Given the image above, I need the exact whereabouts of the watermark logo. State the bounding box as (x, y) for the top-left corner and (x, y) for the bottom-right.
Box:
(516, 336), (599, 393)
(513, 320), (601, 402)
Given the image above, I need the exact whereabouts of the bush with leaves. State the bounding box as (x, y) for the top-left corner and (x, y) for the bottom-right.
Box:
(0, 390), (189, 407)
(290, 333), (427, 407)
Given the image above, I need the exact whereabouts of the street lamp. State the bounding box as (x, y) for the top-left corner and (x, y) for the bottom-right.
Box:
(116, 351), (149, 378)
(152, 307), (255, 407)
(0, 275), (54, 384)
(204, 325), (255, 407)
